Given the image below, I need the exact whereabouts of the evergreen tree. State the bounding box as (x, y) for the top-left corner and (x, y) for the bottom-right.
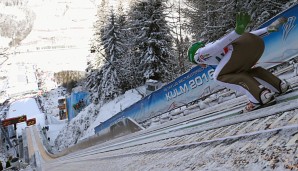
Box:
(115, 0), (140, 90)
(128, 0), (176, 83)
(90, 0), (110, 67)
(86, 70), (101, 93)
(86, 0), (110, 100)
(236, 0), (293, 30)
(98, 9), (127, 101)
(181, 36), (192, 70)
(126, 0), (148, 87)
(182, 0), (293, 43)
(182, 0), (235, 43)
(168, 0), (192, 74)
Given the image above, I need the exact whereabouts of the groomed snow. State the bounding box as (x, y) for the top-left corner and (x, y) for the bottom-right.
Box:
(7, 98), (45, 136)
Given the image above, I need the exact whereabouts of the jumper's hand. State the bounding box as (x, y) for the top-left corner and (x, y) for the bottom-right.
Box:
(235, 12), (251, 35)
(268, 17), (288, 32)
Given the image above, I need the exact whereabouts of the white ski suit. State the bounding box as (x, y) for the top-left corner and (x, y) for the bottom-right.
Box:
(193, 27), (283, 104)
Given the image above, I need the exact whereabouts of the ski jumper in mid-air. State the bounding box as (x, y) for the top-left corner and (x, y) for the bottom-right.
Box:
(187, 13), (289, 112)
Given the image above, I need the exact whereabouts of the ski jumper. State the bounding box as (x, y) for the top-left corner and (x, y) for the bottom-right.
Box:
(193, 28), (283, 104)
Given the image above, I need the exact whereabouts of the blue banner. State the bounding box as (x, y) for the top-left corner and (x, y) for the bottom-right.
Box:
(257, 4), (298, 68)
(66, 91), (89, 121)
(94, 65), (222, 133)
(94, 3), (298, 134)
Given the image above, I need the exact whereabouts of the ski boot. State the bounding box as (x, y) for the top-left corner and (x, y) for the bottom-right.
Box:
(278, 79), (291, 95)
(242, 89), (276, 113)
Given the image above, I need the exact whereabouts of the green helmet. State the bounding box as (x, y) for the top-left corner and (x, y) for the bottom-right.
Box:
(187, 42), (205, 64)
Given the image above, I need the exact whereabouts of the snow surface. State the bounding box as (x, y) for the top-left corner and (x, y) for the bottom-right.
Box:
(0, 4), (26, 21)
(7, 98), (45, 136)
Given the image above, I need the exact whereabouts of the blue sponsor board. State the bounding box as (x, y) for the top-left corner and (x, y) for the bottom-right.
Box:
(257, 3), (298, 68)
(94, 4), (298, 134)
(94, 65), (222, 133)
(66, 91), (89, 121)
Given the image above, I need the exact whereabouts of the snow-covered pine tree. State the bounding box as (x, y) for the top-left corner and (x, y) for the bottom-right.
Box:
(86, 0), (110, 101)
(98, 9), (128, 102)
(167, 0), (193, 74)
(113, 0), (140, 91)
(127, 0), (176, 83)
(125, 0), (149, 87)
(90, 0), (110, 68)
(182, 0), (295, 43)
(182, 0), (235, 43)
(236, 0), (295, 30)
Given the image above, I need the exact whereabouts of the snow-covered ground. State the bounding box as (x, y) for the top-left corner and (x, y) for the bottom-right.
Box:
(7, 98), (45, 136)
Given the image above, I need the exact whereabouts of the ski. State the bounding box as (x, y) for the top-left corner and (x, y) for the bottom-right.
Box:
(181, 87), (298, 131)
(236, 86), (298, 114)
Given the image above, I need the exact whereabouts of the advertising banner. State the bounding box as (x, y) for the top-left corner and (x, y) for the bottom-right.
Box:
(66, 91), (89, 121)
(257, 4), (298, 68)
(95, 65), (222, 133)
(2, 115), (27, 127)
(26, 118), (36, 126)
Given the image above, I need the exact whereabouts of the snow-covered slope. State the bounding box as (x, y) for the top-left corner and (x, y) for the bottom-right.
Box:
(8, 97), (45, 135)
(22, 0), (96, 49)
(54, 87), (145, 151)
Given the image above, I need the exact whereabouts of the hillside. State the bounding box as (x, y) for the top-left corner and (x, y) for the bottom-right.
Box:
(0, 1), (35, 48)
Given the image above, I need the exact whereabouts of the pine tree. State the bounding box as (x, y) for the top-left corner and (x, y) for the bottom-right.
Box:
(168, 0), (192, 74)
(114, 0), (139, 90)
(90, 0), (110, 67)
(182, 0), (235, 43)
(98, 9), (127, 101)
(86, 0), (110, 100)
(236, 0), (293, 30)
(182, 0), (293, 43)
(128, 0), (176, 83)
